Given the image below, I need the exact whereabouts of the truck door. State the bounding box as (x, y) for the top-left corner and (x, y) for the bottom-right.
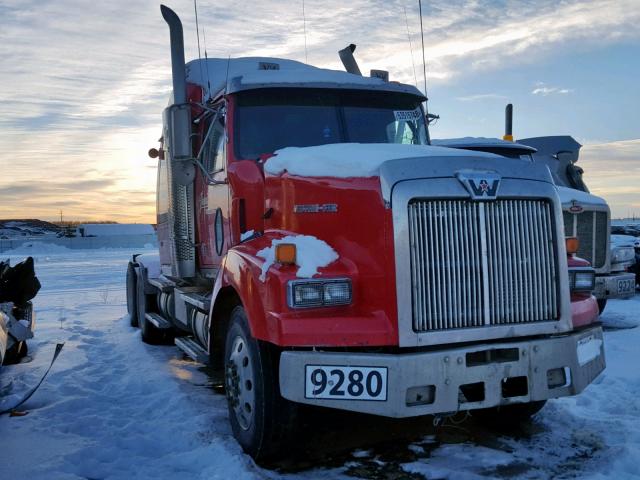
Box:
(195, 108), (230, 275)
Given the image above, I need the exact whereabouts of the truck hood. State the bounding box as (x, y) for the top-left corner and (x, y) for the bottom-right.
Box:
(266, 143), (555, 203)
(556, 186), (607, 209)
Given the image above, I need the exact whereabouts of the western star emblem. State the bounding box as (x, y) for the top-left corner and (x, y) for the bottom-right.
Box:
(456, 172), (501, 200)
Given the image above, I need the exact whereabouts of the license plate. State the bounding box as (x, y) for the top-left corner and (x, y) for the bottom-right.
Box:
(305, 365), (388, 401)
(576, 334), (603, 366)
(617, 278), (635, 295)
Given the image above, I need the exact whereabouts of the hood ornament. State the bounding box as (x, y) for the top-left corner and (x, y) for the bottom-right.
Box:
(568, 200), (584, 213)
(456, 171), (501, 200)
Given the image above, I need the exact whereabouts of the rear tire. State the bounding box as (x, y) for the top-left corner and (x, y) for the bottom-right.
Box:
(597, 299), (607, 315)
(126, 262), (138, 327)
(474, 400), (547, 426)
(224, 305), (297, 461)
(137, 269), (165, 344)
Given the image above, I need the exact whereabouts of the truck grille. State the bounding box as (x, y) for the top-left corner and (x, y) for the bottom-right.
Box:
(408, 199), (559, 332)
(562, 210), (608, 269)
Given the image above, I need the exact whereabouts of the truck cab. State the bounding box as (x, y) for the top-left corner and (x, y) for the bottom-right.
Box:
(127, 5), (606, 461)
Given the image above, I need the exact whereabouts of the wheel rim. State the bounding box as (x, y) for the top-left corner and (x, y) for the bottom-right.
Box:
(226, 334), (256, 431)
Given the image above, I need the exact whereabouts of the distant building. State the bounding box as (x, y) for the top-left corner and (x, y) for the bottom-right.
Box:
(76, 224), (155, 237)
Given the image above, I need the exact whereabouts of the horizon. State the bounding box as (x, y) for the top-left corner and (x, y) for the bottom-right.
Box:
(1, 0), (638, 222)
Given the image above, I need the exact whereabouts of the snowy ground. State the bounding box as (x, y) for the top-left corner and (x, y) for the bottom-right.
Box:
(1, 247), (639, 479)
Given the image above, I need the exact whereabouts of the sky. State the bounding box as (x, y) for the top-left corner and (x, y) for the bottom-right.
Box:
(0, 0), (638, 222)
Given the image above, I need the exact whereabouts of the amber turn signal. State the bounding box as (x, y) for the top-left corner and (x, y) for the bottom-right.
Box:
(566, 237), (579, 255)
(275, 243), (297, 265)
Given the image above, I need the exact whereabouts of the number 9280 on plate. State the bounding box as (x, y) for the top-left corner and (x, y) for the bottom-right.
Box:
(305, 365), (388, 401)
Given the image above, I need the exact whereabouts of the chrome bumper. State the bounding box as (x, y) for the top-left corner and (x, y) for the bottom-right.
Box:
(594, 272), (636, 300)
(279, 326), (605, 418)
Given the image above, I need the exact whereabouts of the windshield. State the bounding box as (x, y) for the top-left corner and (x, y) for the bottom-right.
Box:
(235, 89), (427, 159)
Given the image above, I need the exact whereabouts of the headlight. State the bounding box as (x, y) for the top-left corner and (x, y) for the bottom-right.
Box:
(611, 246), (635, 264)
(569, 269), (595, 292)
(288, 278), (352, 308)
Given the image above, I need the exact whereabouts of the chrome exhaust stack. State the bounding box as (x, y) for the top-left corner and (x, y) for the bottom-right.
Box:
(161, 4), (196, 278)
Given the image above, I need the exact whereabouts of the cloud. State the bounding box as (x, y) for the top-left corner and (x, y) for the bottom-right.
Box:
(0, 0), (639, 221)
(580, 139), (640, 218)
(531, 83), (573, 96)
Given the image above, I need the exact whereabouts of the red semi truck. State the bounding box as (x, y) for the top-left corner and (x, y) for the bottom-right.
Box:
(126, 5), (605, 460)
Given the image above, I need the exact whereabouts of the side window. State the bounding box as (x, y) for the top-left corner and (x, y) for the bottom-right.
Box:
(203, 114), (226, 173)
(157, 157), (168, 214)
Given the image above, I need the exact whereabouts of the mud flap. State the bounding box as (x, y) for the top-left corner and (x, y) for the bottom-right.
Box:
(0, 343), (64, 414)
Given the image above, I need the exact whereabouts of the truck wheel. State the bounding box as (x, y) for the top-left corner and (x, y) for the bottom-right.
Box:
(137, 270), (164, 344)
(126, 262), (138, 327)
(224, 305), (297, 461)
(597, 299), (607, 315)
(474, 400), (547, 426)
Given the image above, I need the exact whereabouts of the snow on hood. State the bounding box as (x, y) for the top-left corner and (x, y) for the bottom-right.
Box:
(556, 186), (607, 207)
(265, 143), (499, 178)
(256, 235), (338, 281)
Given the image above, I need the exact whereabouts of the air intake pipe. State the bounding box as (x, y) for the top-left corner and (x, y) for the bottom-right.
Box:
(504, 103), (513, 141)
(339, 44), (362, 76)
(161, 4), (196, 278)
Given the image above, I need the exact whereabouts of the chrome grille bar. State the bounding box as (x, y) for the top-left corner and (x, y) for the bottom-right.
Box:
(408, 199), (559, 331)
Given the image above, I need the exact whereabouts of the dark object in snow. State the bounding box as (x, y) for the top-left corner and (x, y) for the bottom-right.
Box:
(0, 257), (41, 306)
(0, 343), (64, 415)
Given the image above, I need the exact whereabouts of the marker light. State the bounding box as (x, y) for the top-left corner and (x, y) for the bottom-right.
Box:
(275, 243), (297, 265)
(566, 237), (580, 255)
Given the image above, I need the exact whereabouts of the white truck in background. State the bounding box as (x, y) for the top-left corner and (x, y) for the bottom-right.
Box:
(517, 136), (636, 313)
(432, 133), (635, 314)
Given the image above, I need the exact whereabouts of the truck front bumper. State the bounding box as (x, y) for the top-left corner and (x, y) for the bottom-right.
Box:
(279, 326), (605, 418)
(594, 272), (636, 300)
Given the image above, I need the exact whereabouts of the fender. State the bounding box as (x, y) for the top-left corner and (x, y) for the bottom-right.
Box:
(209, 231), (397, 348)
(213, 232), (289, 343)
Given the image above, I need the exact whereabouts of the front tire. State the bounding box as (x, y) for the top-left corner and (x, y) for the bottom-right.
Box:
(597, 298), (607, 315)
(224, 305), (297, 461)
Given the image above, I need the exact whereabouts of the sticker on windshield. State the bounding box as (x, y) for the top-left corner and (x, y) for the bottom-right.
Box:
(394, 109), (422, 122)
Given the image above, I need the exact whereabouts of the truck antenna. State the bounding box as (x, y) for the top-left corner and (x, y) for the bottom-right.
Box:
(194, 0), (204, 91)
(302, 0), (309, 63)
(194, 0), (202, 60)
(418, 0), (432, 142)
(403, 5), (418, 88)
(194, 0), (212, 99)
(202, 24), (212, 97)
(418, 0), (429, 104)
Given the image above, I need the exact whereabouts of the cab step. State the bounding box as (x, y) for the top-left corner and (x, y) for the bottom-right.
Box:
(175, 336), (209, 363)
(148, 276), (175, 293)
(180, 292), (211, 312)
(145, 312), (172, 329)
